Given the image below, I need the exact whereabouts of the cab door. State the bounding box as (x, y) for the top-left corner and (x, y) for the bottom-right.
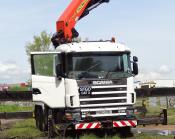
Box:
(31, 52), (65, 108)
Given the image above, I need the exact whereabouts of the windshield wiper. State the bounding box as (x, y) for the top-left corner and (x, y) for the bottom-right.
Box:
(86, 62), (102, 71)
(78, 62), (102, 79)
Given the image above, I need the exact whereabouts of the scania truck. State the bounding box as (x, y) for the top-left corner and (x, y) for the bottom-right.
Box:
(31, 0), (138, 137)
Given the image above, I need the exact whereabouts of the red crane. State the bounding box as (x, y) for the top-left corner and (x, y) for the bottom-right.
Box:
(51, 0), (109, 48)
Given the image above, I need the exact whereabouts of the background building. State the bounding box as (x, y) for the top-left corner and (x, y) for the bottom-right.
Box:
(140, 80), (175, 88)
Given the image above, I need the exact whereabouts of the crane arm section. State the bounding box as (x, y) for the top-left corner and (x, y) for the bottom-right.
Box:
(51, 0), (109, 48)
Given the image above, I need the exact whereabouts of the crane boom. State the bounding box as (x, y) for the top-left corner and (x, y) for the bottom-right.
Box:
(51, 0), (109, 48)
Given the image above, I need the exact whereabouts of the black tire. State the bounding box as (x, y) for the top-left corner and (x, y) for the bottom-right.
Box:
(39, 108), (44, 131)
(35, 106), (40, 129)
(34, 105), (46, 131)
(42, 106), (48, 131)
(35, 112), (40, 129)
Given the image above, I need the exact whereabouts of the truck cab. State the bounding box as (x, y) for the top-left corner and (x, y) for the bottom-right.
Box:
(31, 41), (138, 132)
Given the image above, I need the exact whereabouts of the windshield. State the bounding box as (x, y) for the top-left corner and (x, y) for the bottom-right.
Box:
(66, 52), (132, 79)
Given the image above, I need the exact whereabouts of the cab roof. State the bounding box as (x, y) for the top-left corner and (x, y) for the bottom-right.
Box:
(31, 42), (130, 55)
(56, 42), (130, 53)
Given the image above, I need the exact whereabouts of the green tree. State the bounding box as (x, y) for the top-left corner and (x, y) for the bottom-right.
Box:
(25, 31), (54, 78)
(25, 31), (52, 57)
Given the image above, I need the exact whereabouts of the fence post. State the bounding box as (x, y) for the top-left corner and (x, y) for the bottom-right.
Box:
(0, 120), (1, 131)
(162, 109), (167, 125)
(166, 96), (169, 109)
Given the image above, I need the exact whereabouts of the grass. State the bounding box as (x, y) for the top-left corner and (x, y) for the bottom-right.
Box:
(80, 134), (120, 139)
(135, 106), (175, 125)
(167, 108), (175, 125)
(135, 97), (175, 125)
(0, 96), (174, 138)
(0, 119), (174, 139)
(0, 119), (45, 139)
(80, 133), (174, 139)
(0, 104), (33, 112)
(144, 107), (175, 125)
(9, 86), (30, 91)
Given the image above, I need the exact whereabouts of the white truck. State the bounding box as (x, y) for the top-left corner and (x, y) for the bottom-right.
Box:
(31, 40), (138, 136)
(31, 0), (138, 137)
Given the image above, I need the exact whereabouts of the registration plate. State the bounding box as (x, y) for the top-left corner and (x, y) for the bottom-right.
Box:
(96, 110), (112, 115)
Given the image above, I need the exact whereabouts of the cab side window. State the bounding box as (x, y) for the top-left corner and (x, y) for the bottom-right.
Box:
(32, 54), (59, 77)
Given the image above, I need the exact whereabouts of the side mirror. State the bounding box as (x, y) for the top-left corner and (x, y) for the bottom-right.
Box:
(132, 62), (138, 75)
(133, 56), (138, 62)
(56, 64), (63, 79)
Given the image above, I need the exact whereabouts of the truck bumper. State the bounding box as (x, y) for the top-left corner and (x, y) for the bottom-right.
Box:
(75, 120), (137, 130)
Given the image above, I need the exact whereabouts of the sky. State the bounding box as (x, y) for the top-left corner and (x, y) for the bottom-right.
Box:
(0, 0), (175, 83)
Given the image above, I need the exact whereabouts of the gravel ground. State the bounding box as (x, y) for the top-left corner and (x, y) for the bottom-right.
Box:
(138, 125), (175, 131)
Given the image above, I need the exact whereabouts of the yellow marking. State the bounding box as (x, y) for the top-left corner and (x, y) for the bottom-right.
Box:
(71, 0), (89, 20)
(77, 0), (89, 13)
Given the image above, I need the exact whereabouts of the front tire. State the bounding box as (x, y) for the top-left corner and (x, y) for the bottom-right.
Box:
(34, 105), (48, 131)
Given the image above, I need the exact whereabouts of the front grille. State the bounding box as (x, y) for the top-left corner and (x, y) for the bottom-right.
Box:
(92, 87), (127, 92)
(80, 93), (126, 99)
(80, 99), (126, 105)
(78, 79), (128, 118)
(79, 85), (127, 107)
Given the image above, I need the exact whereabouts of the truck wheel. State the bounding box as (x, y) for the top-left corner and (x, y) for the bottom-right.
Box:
(42, 107), (48, 131)
(35, 110), (40, 129)
(35, 106), (41, 130)
(39, 108), (44, 131)
(35, 106), (45, 131)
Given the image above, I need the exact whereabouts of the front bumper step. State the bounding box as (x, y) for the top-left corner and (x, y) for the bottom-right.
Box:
(75, 120), (137, 130)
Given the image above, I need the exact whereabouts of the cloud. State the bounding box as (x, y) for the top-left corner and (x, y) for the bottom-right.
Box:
(159, 65), (171, 74)
(0, 61), (30, 84)
(0, 62), (18, 73)
(136, 71), (161, 82)
(136, 65), (172, 82)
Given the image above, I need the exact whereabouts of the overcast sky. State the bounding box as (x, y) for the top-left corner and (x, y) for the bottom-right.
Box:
(0, 0), (175, 83)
